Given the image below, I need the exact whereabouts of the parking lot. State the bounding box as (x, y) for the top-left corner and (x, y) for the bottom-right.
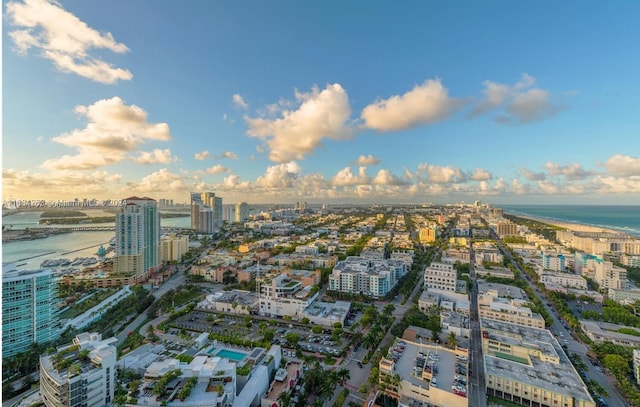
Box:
(170, 309), (349, 357)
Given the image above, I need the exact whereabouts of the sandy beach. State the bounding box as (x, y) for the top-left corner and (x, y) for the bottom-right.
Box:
(516, 214), (623, 235)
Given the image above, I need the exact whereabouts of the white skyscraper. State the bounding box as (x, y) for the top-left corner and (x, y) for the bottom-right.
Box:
(114, 197), (161, 278)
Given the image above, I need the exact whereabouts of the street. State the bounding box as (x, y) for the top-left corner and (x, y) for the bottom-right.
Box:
(493, 234), (625, 406)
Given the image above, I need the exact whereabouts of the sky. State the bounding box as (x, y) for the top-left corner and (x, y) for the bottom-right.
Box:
(2, 0), (640, 206)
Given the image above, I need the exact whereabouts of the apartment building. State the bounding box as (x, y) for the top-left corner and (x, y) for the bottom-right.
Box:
(418, 226), (438, 244)
(594, 263), (627, 290)
(495, 220), (518, 237)
(190, 191), (223, 233)
(328, 256), (406, 298)
(2, 266), (61, 359)
(114, 196), (161, 277)
(608, 288), (640, 304)
(258, 273), (318, 318)
(40, 333), (116, 407)
(478, 294), (545, 329)
(424, 262), (457, 292)
(160, 233), (189, 263)
(558, 230), (640, 256)
(540, 271), (587, 290)
(542, 252), (566, 272)
(482, 319), (595, 407)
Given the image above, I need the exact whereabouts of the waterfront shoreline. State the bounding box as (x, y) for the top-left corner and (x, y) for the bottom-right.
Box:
(507, 213), (625, 235)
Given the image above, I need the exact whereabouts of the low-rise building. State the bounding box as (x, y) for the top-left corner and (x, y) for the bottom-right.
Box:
(197, 289), (256, 315)
(579, 320), (640, 347)
(378, 338), (469, 406)
(260, 361), (303, 407)
(482, 319), (595, 407)
(301, 300), (350, 327)
(478, 294), (545, 329)
(258, 273), (318, 319)
(474, 266), (514, 280)
(40, 333), (117, 407)
(608, 288), (640, 304)
(424, 262), (457, 292)
(540, 271), (587, 289)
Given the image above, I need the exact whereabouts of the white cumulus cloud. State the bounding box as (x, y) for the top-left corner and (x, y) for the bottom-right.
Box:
(469, 168), (493, 181)
(356, 154), (381, 166)
(195, 150), (211, 160)
(372, 169), (407, 185)
(601, 154), (640, 177)
(122, 168), (188, 194)
(246, 84), (352, 162)
(332, 166), (371, 186)
(361, 79), (464, 131)
(543, 161), (592, 180)
(205, 165), (230, 174)
(218, 151), (238, 160)
(43, 97), (171, 170)
(6, 0), (132, 84)
(131, 149), (177, 164)
(416, 163), (466, 184)
(256, 162), (301, 188)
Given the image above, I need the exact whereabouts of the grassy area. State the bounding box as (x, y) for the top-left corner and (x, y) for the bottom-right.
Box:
(59, 287), (120, 319)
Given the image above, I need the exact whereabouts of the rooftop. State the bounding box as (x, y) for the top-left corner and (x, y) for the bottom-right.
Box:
(481, 318), (593, 403)
(384, 338), (468, 398)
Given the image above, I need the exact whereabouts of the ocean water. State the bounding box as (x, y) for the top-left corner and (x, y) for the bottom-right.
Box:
(499, 205), (640, 237)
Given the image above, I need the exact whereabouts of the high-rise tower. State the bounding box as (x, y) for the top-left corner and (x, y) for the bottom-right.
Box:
(190, 192), (223, 233)
(2, 265), (61, 359)
(235, 201), (249, 223)
(114, 197), (161, 279)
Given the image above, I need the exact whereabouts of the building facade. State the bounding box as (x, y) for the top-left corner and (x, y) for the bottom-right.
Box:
(114, 197), (161, 278)
(160, 233), (189, 263)
(328, 257), (406, 298)
(2, 266), (61, 359)
(424, 262), (457, 292)
(235, 201), (249, 223)
(191, 192), (223, 233)
(40, 333), (117, 407)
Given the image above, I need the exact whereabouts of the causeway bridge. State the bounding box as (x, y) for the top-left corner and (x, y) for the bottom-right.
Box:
(26, 226), (195, 233)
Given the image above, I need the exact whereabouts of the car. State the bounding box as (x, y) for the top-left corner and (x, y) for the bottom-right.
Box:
(431, 377), (437, 387)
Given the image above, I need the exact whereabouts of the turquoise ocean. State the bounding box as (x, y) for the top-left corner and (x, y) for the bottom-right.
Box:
(499, 205), (640, 237)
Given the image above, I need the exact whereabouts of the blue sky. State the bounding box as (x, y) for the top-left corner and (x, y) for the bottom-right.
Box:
(3, 0), (640, 205)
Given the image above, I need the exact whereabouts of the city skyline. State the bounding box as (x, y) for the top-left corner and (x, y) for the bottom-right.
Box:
(3, 1), (640, 205)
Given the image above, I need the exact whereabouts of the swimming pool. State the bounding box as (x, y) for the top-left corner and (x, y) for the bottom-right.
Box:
(216, 349), (247, 361)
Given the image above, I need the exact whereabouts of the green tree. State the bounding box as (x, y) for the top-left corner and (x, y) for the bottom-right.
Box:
(285, 332), (300, 348)
(446, 331), (457, 349)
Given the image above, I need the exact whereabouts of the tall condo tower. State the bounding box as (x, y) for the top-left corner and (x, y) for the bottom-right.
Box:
(190, 192), (223, 233)
(2, 266), (61, 359)
(114, 197), (161, 278)
(235, 201), (249, 223)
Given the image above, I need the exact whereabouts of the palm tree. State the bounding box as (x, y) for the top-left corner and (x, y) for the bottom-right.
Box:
(447, 331), (457, 349)
(277, 390), (291, 407)
(389, 373), (402, 397)
(335, 367), (351, 385)
(362, 333), (376, 349)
